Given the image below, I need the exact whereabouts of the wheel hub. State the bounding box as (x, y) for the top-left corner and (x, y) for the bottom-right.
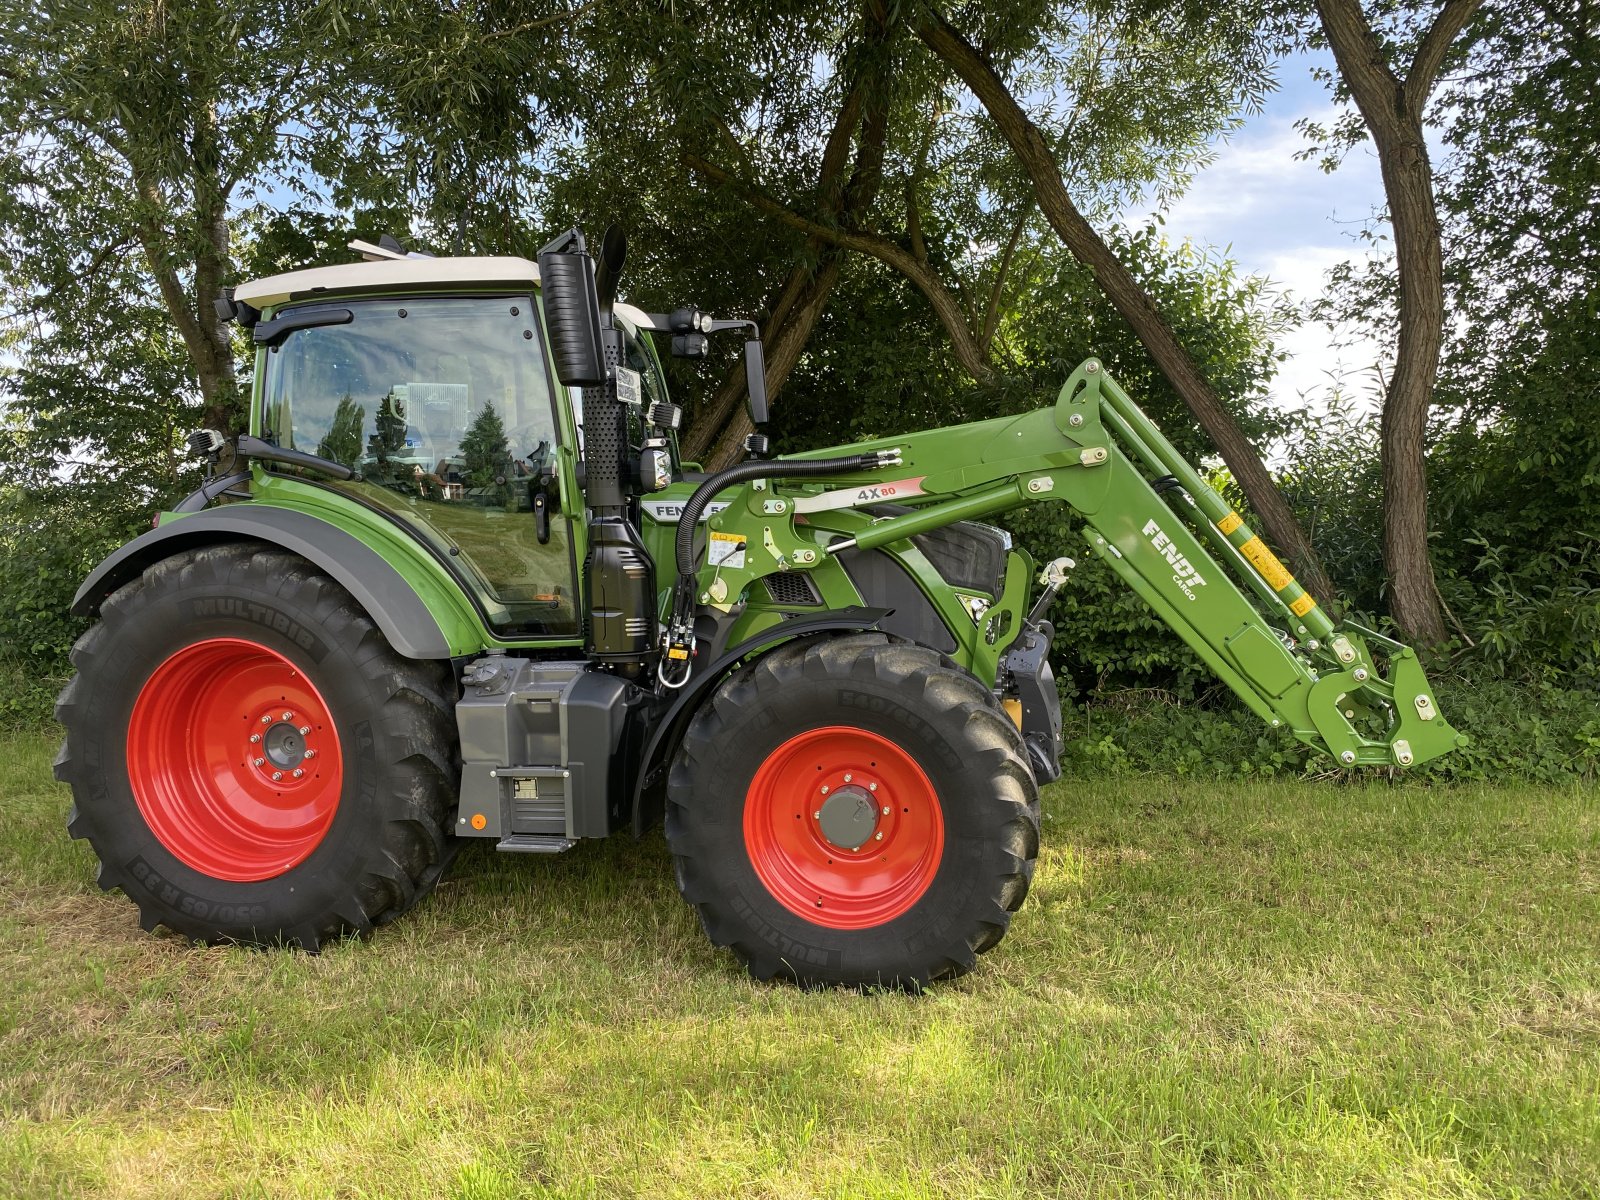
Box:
(816, 784), (878, 849)
(744, 726), (945, 929)
(261, 720), (308, 769)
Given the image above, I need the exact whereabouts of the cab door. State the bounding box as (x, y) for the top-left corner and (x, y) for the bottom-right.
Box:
(260, 294), (580, 639)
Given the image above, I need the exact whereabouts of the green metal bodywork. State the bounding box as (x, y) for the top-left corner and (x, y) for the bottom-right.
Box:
(163, 283), (1460, 768)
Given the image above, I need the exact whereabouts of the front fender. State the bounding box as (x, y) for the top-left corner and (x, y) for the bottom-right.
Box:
(630, 606), (890, 834)
(72, 507), (452, 660)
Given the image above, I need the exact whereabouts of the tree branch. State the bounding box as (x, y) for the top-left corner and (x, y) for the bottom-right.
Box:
(916, 5), (1336, 606)
(1406, 0), (1485, 117)
(1315, 0), (1405, 131)
(981, 208), (1030, 353)
(687, 153), (993, 383)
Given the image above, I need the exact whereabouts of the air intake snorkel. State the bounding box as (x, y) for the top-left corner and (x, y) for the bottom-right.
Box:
(538, 227), (659, 679)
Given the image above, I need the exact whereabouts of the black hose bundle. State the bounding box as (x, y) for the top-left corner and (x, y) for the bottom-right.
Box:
(663, 450), (900, 661)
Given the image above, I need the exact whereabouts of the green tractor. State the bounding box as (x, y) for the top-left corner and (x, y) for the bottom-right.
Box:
(55, 229), (1464, 987)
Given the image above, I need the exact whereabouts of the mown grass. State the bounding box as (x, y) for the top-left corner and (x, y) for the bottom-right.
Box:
(1, 726), (1596, 1199)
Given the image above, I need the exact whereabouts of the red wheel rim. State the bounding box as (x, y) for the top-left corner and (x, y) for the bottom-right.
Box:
(744, 727), (945, 929)
(125, 637), (343, 882)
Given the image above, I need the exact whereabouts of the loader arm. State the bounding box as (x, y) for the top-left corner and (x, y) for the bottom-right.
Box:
(694, 359), (1466, 768)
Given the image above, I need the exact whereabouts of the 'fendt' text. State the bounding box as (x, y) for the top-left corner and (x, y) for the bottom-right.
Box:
(1142, 519), (1207, 600)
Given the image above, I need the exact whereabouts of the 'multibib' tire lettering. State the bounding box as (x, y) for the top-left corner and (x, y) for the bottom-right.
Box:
(187, 596), (325, 655)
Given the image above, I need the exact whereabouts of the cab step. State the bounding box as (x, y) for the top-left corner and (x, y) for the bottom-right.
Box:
(495, 834), (577, 855)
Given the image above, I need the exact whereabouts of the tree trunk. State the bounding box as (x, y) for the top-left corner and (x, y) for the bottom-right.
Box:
(914, 8), (1337, 611)
(681, 0), (897, 460)
(704, 260), (842, 469)
(1376, 130), (1448, 645)
(1313, 0), (1482, 645)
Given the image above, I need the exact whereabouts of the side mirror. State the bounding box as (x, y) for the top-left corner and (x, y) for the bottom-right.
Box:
(537, 229), (605, 387)
(744, 339), (769, 425)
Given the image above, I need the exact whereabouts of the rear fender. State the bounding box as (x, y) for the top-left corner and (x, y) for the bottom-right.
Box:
(72, 507), (456, 659)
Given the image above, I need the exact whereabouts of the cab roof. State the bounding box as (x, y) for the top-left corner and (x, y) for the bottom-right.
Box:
(233, 255), (542, 310)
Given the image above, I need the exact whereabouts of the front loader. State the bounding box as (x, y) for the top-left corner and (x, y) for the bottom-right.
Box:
(55, 229), (1464, 987)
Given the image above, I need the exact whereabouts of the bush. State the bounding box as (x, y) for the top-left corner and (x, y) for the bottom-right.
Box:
(1061, 673), (1599, 785)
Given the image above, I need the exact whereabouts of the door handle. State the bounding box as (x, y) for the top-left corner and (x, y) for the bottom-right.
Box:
(533, 490), (551, 544)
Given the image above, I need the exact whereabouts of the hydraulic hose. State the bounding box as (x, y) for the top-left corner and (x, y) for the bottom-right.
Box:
(672, 450), (897, 586)
(660, 448), (901, 684)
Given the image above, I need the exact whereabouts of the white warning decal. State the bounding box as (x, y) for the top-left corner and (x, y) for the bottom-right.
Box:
(708, 531), (747, 568)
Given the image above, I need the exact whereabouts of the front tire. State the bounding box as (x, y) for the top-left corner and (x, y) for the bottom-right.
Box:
(54, 544), (459, 949)
(666, 634), (1040, 988)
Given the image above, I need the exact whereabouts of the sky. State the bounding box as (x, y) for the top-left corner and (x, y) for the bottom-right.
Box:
(1123, 49), (1391, 417)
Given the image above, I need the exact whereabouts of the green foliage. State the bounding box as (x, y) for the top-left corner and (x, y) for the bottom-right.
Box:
(1064, 675), (1599, 785)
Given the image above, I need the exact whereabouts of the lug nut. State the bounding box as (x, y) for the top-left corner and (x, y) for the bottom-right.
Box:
(281, 711), (294, 721)
(260, 715), (272, 724)
(874, 832), (884, 841)
(298, 725), (311, 735)
(253, 757), (265, 767)
(881, 806), (890, 815)
(304, 749), (317, 760)
(868, 782), (877, 792)
(820, 785), (829, 795)
(843, 773), (852, 783)
(249, 733), (261, 744)
(271, 770), (283, 781)
(813, 810), (821, 819)
(292, 769), (304, 778)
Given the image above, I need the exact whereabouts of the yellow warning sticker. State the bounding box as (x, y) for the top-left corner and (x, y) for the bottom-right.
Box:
(1289, 592), (1318, 617)
(1239, 536), (1293, 591)
(1217, 511), (1243, 536)
(708, 530), (747, 569)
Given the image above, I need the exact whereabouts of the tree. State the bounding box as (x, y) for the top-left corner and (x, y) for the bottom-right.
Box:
(1309, 0), (1485, 643)
(905, 3), (1337, 609)
(316, 395), (366, 469)
(0, 0), (339, 428)
(460, 400), (512, 493)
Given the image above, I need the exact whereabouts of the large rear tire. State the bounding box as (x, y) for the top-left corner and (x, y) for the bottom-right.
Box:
(54, 544), (459, 949)
(666, 634), (1040, 988)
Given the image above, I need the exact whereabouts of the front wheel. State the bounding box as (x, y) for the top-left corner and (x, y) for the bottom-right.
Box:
(54, 544), (459, 949)
(666, 634), (1040, 988)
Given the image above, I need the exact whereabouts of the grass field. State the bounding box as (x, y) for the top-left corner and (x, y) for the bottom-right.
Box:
(1, 726), (1596, 1199)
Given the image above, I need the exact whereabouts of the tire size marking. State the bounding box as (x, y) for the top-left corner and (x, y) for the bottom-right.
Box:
(129, 856), (268, 925)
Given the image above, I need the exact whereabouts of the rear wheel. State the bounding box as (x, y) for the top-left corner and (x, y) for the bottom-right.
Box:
(666, 634), (1039, 988)
(54, 544), (459, 949)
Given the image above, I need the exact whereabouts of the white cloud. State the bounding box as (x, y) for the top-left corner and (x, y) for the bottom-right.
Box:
(1121, 85), (1395, 420)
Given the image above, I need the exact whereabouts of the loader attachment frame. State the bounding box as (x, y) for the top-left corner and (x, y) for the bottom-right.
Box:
(694, 359), (1466, 769)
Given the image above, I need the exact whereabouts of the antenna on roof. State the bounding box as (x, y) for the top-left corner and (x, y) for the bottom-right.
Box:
(348, 235), (435, 262)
